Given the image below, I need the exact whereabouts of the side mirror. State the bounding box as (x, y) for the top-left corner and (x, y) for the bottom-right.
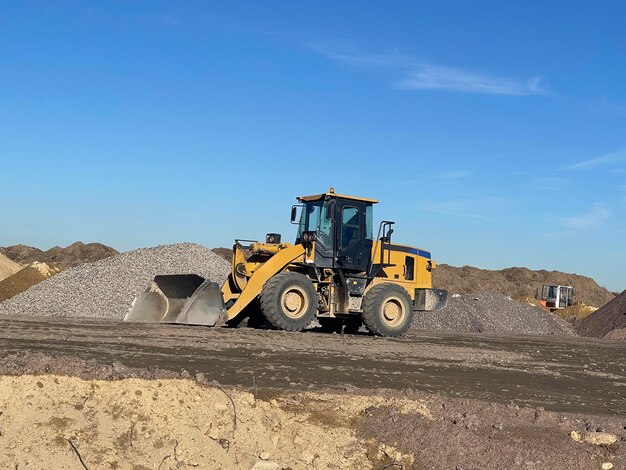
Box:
(325, 201), (335, 220)
(290, 205), (302, 224)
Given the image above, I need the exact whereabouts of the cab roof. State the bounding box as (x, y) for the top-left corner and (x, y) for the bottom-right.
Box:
(297, 188), (379, 204)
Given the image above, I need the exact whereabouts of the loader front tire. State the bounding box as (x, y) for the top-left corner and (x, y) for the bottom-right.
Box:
(362, 283), (413, 337)
(260, 272), (317, 331)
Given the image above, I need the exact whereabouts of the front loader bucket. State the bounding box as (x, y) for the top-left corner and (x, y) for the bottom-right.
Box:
(414, 288), (449, 312)
(124, 274), (227, 327)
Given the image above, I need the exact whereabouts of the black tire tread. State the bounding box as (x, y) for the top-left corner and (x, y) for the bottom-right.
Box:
(362, 283), (413, 337)
(260, 272), (317, 331)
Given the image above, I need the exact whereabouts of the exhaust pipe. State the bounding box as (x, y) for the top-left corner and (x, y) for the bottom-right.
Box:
(125, 274), (227, 326)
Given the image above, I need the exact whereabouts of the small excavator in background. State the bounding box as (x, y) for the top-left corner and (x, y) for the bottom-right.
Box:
(125, 188), (448, 337)
(536, 285), (575, 311)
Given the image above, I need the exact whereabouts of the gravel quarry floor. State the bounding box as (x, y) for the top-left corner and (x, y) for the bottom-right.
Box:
(0, 315), (624, 469)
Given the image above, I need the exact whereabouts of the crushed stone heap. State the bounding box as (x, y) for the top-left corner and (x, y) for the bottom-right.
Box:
(411, 292), (575, 336)
(577, 289), (626, 339)
(0, 243), (230, 320)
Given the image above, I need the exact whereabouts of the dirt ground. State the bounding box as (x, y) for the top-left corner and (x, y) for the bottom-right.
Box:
(0, 316), (624, 469)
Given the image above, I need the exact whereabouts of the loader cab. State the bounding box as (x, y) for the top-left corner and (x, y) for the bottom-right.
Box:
(294, 188), (377, 272)
(537, 284), (575, 310)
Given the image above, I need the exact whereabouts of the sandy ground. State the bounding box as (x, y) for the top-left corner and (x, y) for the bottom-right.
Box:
(0, 375), (426, 469)
(0, 372), (623, 469)
(0, 316), (624, 469)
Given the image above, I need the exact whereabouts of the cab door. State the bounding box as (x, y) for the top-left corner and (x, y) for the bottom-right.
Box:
(336, 201), (367, 272)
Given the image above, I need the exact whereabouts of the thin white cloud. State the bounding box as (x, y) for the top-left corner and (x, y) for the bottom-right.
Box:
(531, 177), (569, 191)
(415, 195), (513, 220)
(590, 97), (626, 118)
(396, 169), (472, 186)
(437, 170), (473, 179)
(566, 148), (626, 170)
(541, 230), (576, 239)
(418, 205), (488, 219)
(397, 66), (544, 96)
(309, 43), (548, 96)
(561, 205), (610, 230)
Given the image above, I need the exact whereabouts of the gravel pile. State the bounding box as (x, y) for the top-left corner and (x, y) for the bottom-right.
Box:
(412, 292), (575, 336)
(0, 243), (230, 320)
(577, 289), (626, 338)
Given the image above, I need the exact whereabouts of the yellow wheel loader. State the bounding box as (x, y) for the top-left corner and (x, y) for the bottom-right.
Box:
(125, 189), (448, 337)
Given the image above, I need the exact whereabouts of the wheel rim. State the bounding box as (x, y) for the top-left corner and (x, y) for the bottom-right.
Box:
(280, 286), (309, 319)
(381, 296), (405, 327)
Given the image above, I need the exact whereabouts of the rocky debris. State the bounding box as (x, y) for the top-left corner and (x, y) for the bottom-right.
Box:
(411, 292), (575, 336)
(0, 243), (230, 320)
(0, 241), (118, 270)
(251, 461), (282, 470)
(0, 262), (60, 301)
(570, 430), (618, 446)
(604, 328), (626, 340)
(0, 253), (22, 282)
(358, 393), (626, 470)
(0, 350), (180, 381)
(434, 264), (615, 308)
(577, 289), (626, 339)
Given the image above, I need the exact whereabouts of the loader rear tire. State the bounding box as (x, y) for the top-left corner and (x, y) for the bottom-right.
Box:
(362, 283), (413, 337)
(260, 272), (317, 331)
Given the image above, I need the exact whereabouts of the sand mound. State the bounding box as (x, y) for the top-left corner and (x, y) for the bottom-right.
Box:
(434, 264), (615, 308)
(0, 253), (21, 281)
(577, 289), (626, 338)
(411, 292), (575, 336)
(0, 241), (118, 270)
(0, 243), (230, 319)
(0, 262), (60, 301)
(556, 302), (598, 322)
(0, 375), (417, 469)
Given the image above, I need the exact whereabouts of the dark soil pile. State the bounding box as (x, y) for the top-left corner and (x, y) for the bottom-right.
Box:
(577, 289), (626, 339)
(358, 392), (625, 470)
(434, 264), (615, 308)
(0, 241), (118, 270)
(412, 292), (575, 336)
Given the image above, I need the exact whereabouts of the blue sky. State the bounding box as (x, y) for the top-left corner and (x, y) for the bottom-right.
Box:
(0, 1), (625, 291)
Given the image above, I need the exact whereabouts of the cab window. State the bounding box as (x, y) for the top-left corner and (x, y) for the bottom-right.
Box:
(341, 206), (360, 248)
